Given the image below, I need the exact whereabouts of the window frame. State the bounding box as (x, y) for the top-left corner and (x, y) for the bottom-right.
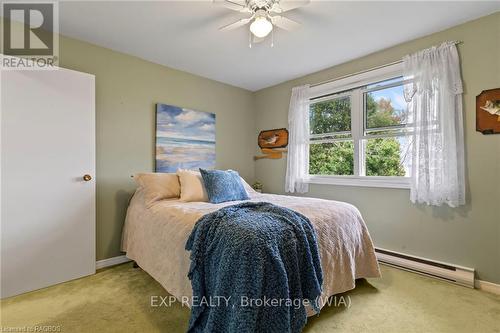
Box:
(306, 63), (411, 189)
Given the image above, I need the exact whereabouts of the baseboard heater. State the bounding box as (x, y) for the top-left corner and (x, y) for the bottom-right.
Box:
(375, 248), (475, 288)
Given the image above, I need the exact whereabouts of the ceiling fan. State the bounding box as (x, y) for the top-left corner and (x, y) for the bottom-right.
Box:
(215, 0), (310, 46)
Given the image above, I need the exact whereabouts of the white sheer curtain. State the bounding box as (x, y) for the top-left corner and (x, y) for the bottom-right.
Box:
(403, 41), (465, 207)
(285, 85), (310, 193)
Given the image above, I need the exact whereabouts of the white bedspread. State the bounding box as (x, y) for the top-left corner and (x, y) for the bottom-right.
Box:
(122, 190), (380, 312)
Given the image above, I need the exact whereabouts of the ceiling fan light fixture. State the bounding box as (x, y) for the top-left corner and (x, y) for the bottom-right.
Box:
(250, 16), (273, 38)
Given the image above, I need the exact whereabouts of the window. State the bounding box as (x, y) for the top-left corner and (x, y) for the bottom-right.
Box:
(309, 94), (354, 176)
(307, 63), (412, 188)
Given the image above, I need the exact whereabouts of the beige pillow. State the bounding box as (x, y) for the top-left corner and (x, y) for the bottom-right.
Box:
(176, 169), (209, 202)
(134, 173), (180, 206)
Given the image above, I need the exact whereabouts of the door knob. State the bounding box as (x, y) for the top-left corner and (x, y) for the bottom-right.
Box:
(83, 174), (92, 181)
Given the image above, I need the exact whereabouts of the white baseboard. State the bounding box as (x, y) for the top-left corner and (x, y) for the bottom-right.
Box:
(475, 279), (500, 295)
(96, 255), (131, 269)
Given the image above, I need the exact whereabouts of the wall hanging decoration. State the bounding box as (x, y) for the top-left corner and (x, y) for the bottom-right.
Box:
(476, 88), (500, 135)
(258, 128), (289, 148)
(254, 128), (289, 160)
(156, 103), (216, 172)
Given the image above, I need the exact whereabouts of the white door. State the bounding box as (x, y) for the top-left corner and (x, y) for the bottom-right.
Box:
(1, 67), (95, 298)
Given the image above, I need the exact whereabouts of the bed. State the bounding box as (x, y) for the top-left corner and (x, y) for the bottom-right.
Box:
(121, 185), (380, 314)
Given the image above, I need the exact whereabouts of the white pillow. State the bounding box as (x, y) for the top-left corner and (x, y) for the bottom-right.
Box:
(134, 172), (180, 207)
(239, 176), (257, 195)
(177, 169), (209, 202)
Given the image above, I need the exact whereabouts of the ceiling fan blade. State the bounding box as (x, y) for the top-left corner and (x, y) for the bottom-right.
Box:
(219, 17), (253, 31)
(270, 0), (310, 13)
(213, 0), (251, 13)
(270, 15), (301, 31)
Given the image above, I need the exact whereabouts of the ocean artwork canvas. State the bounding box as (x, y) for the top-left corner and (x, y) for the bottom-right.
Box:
(156, 103), (216, 172)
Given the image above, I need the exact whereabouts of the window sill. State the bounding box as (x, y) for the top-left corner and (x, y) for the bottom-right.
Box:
(306, 175), (410, 189)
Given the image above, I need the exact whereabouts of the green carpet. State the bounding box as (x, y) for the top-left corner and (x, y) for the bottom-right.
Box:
(1, 263), (499, 332)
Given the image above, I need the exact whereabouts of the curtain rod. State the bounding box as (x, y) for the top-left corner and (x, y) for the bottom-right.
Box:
(310, 41), (463, 88)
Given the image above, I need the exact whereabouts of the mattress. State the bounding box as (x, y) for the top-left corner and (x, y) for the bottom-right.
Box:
(121, 189), (380, 313)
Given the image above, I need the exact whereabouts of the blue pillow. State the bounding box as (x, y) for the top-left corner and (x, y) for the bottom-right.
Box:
(199, 169), (250, 204)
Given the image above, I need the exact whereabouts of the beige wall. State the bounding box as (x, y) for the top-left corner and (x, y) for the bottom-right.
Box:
(254, 13), (500, 283)
(58, 36), (256, 261)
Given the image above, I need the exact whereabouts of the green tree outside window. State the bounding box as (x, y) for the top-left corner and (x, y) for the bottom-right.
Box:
(309, 94), (406, 176)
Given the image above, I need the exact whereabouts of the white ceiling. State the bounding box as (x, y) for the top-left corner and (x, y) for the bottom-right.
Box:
(58, 1), (499, 91)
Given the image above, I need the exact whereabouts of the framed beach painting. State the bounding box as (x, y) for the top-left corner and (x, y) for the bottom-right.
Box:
(155, 103), (216, 172)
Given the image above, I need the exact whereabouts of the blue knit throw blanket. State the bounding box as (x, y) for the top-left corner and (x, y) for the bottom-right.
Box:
(185, 202), (323, 333)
